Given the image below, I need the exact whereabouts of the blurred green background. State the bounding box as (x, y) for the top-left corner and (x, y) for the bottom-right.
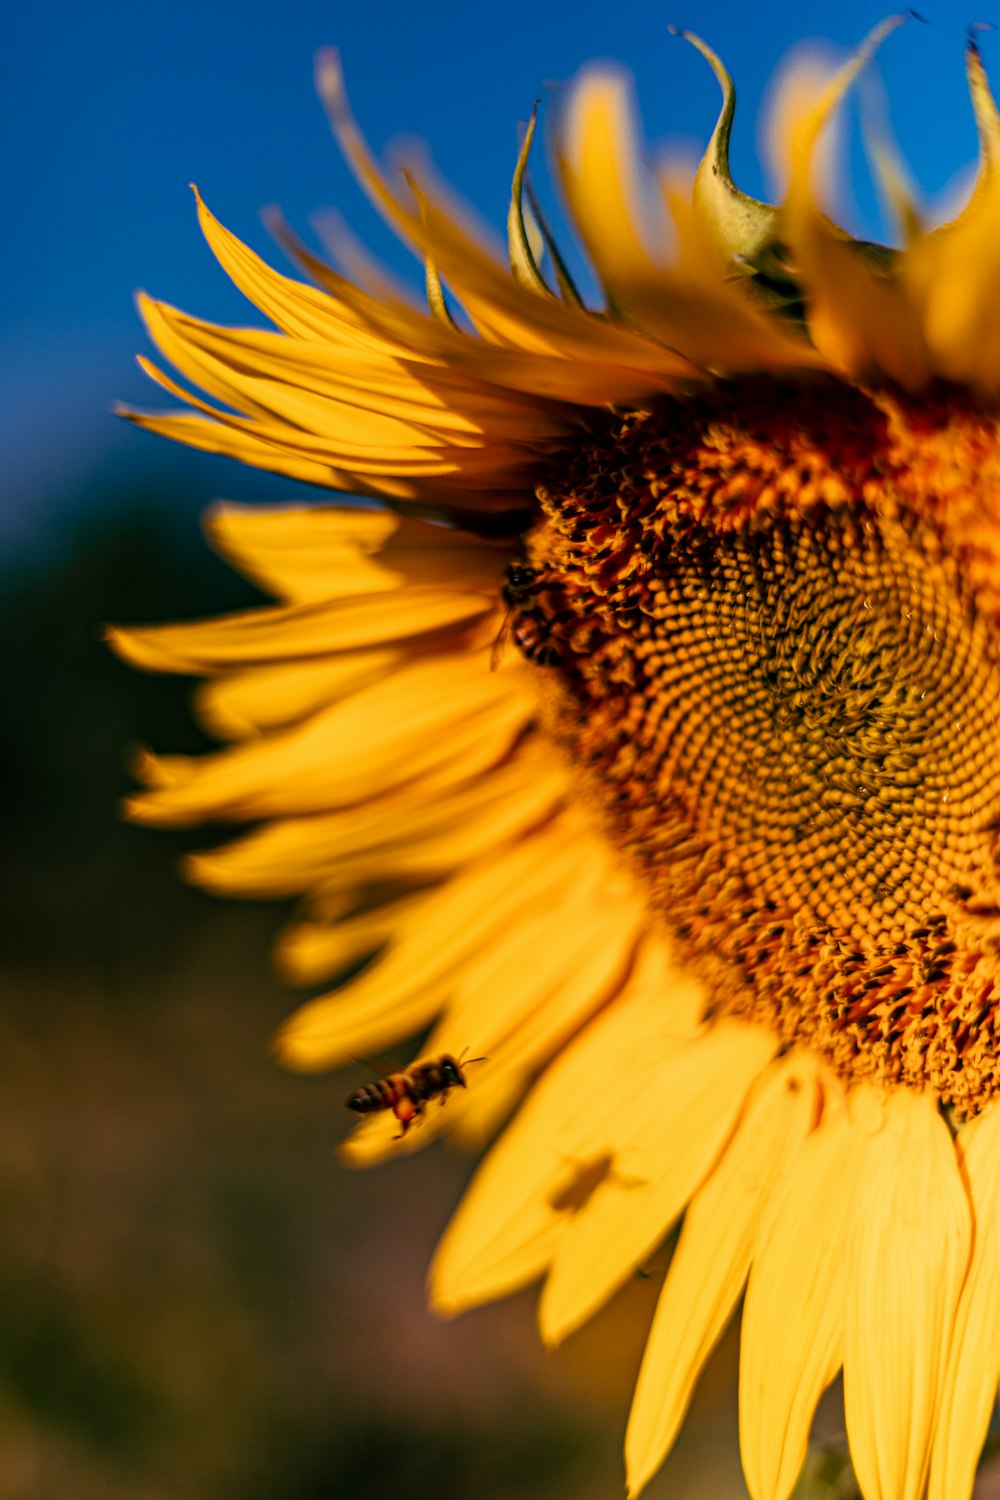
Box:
(0, 465), (768, 1500)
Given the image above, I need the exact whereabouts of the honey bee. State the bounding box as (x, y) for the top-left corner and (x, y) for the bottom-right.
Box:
(491, 562), (561, 669)
(346, 1051), (485, 1138)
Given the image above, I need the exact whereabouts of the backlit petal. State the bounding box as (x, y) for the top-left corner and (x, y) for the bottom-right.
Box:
(739, 1084), (856, 1500)
(277, 816), (603, 1070)
(927, 1103), (1000, 1500)
(123, 656), (535, 824)
(625, 1053), (820, 1499)
(780, 19), (929, 388)
(204, 503), (506, 603)
(843, 1086), (971, 1500)
(538, 1021), (776, 1347)
(343, 875), (646, 1162)
(428, 941), (705, 1313)
(905, 40), (1000, 391)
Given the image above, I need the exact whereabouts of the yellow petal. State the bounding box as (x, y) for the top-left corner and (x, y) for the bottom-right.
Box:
(195, 650), (402, 740)
(928, 1100), (1000, 1500)
(555, 67), (666, 315)
(137, 294), (449, 447)
(557, 65), (821, 374)
(117, 407), (359, 491)
(109, 589), (491, 677)
(204, 503), (506, 604)
(135, 352), (481, 474)
(120, 396), (535, 517)
(123, 656), (535, 824)
(435, 846), (615, 1047)
(190, 183), (384, 344)
(624, 1053), (821, 1500)
(538, 1020), (776, 1347)
(150, 301), (568, 441)
(906, 38), (1000, 391)
(185, 740), (568, 896)
(276, 815), (600, 1071)
(428, 940), (705, 1313)
(269, 206), (692, 405)
(139, 294), (571, 460)
(859, 70), (923, 244)
(207, 503), (419, 600)
(345, 876), (645, 1161)
(739, 1082), (856, 1500)
(781, 18), (929, 388)
(275, 894), (425, 986)
(314, 52), (700, 385)
(843, 1086), (971, 1500)
(446, 891), (645, 1144)
(294, 227), (699, 415)
(132, 348), (554, 511)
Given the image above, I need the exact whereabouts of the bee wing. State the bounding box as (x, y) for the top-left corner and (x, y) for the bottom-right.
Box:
(490, 611), (513, 671)
(350, 1051), (405, 1079)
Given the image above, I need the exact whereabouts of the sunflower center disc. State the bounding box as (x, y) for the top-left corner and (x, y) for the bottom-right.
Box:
(620, 514), (1000, 932)
(524, 382), (1000, 1109)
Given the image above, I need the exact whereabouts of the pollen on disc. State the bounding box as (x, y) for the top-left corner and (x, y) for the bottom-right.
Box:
(513, 379), (1000, 1113)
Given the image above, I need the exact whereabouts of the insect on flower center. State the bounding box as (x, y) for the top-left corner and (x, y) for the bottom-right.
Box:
(514, 380), (1000, 1110)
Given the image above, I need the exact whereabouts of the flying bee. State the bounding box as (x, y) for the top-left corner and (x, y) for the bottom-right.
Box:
(491, 562), (561, 670)
(346, 1051), (485, 1138)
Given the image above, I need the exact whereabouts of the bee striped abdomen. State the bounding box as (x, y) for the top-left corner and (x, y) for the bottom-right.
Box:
(348, 1075), (405, 1114)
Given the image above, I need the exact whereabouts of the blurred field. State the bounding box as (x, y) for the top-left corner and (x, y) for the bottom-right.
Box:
(0, 487), (762, 1500)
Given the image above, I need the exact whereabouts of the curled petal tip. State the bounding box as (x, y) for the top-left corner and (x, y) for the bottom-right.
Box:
(668, 24), (706, 51)
(259, 203), (288, 245)
(315, 45), (346, 107)
(315, 43), (342, 73)
(794, 13), (909, 163)
(870, 13), (911, 49)
(315, 49), (354, 151)
(963, 23), (1000, 157)
(425, 1280), (460, 1319)
(259, 202), (281, 238)
(272, 1026), (302, 1070)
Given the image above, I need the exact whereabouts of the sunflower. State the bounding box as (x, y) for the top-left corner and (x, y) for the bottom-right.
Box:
(108, 16), (1000, 1500)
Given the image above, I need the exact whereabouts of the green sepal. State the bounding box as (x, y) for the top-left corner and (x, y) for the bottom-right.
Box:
(966, 27), (1000, 176)
(508, 104), (551, 294)
(679, 22), (905, 314)
(525, 184), (585, 307)
(679, 29), (782, 273)
(401, 167), (459, 327)
(423, 250), (456, 326)
(506, 101), (584, 305)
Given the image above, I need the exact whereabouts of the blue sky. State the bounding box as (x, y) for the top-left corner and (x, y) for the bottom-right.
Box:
(3, 1), (989, 555)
